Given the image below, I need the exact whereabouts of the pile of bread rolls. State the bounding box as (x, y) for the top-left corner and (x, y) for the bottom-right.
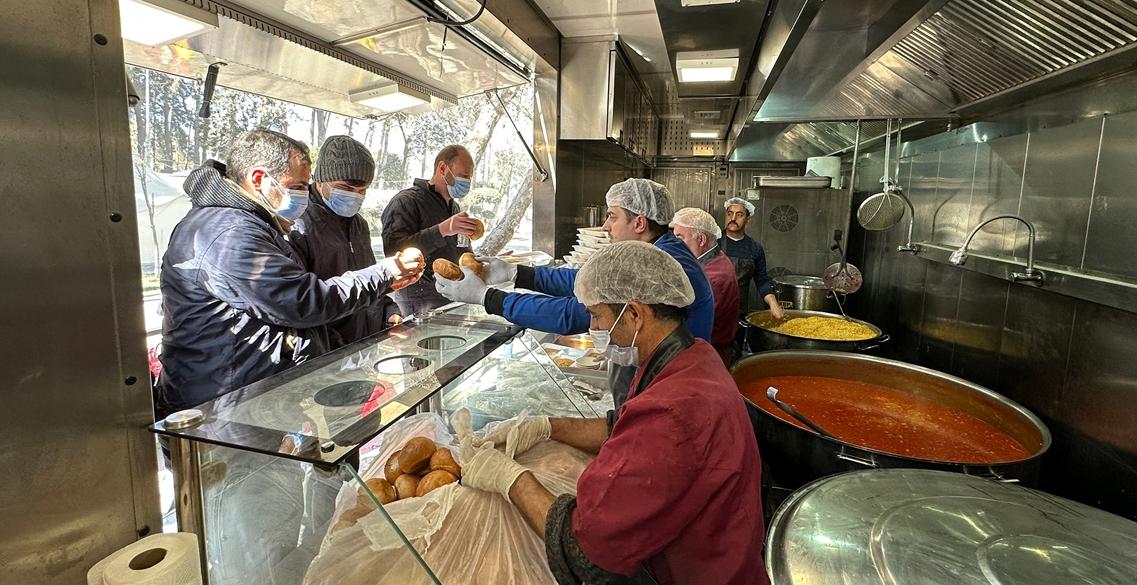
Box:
(358, 437), (463, 508)
(432, 253), (486, 282)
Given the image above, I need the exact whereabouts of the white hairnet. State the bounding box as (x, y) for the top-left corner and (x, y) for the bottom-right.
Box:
(724, 197), (756, 216)
(671, 207), (722, 240)
(605, 178), (674, 225)
(574, 241), (695, 308)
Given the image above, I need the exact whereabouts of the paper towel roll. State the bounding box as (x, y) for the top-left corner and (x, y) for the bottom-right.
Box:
(87, 532), (202, 585)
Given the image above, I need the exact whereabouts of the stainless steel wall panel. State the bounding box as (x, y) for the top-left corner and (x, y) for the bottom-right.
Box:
(949, 271), (1009, 391)
(996, 286), (1075, 420)
(531, 58), (558, 256)
(917, 264), (961, 374)
(652, 166), (714, 213)
(1, 1), (159, 582)
(906, 150), (942, 242)
(1081, 110), (1137, 278)
(929, 144), (977, 247)
(1014, 117), (1101, 267)
(968, 134), (1029, 256)
(893, 256), (929, 362)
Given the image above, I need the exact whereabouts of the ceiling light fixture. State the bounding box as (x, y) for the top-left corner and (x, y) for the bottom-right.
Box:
(118, 0), (218, 46)
(690, 130), (720, 140)
(681, 0), (741, 5)
(676, 50), (739, 83)
(349, 84), (431, 113)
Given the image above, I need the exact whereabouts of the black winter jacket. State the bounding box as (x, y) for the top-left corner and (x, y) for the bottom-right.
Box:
(155, 160), (399, 419)
(290, 185), (400, 348)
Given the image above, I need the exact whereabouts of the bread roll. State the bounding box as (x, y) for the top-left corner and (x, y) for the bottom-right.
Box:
(432, 258), (463, 281)
(394, 474), (420, 500)
(384, 449), (404, 483)
(429, 447), (462, 478)
(459, 253), (485, 278)
(416, 470), (459, 497)
(469, 218), (485, 240)
(399, 437), (437, 474)
(357, 477), (397, 506)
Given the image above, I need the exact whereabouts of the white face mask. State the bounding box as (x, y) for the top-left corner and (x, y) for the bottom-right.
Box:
(599, 303), (640, 367)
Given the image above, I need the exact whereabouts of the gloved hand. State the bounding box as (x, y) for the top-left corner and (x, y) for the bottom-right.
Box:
(482, 413), (551, 458)
(476, 256), (518, 286)
(459, 437), (530, 501)
(434, 267), (488, 305)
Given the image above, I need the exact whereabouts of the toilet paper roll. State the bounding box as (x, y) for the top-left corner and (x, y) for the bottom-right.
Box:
(87, 532), (202, 585)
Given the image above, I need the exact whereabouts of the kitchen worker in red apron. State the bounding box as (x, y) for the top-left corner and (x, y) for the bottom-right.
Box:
(671, 207), (740, 366)
(458, 241), (768, 585)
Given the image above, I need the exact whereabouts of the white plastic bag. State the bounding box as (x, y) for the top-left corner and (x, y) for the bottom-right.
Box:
(303, 413), (593, 585)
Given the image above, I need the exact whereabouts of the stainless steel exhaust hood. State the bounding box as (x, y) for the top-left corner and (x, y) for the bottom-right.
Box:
(732, 0), (1137, 160)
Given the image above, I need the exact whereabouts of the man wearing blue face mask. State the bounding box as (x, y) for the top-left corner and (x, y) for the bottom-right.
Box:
(382, 144), (481, 316)
(157, 128), (423, 421)
(290, 135), (402, 348)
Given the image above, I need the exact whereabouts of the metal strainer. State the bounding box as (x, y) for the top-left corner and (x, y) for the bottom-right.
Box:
(856, 118), (910, 232)
(823, 230), (863, 294)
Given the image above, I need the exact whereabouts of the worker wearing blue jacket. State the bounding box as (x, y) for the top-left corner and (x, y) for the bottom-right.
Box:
(434, 178), (714, 342)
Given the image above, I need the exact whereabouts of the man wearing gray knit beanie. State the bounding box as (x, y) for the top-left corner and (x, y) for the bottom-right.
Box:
(291, 135), (402, 348)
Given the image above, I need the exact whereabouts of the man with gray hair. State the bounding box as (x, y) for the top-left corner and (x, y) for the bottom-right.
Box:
(290, 135), (402, 348)
(672, 207), (740, 364)
(157, 128), (422, 420)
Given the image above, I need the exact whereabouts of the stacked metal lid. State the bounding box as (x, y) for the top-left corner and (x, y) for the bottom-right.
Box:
(767, 469), (1137, 585)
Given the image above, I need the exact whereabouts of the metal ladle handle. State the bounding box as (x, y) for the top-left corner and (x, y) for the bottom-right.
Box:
(766, 387), (838, 440)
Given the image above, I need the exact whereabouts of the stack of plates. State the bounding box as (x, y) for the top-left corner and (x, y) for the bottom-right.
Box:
(563, 227), (610, 267)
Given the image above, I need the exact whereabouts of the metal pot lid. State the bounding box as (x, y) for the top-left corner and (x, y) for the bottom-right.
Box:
(767, 469), (1137, 585)
(774, 275), (829, 289)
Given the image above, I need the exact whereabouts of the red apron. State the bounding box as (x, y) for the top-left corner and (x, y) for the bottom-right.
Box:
(572, 340), (768, 585)
(704, 251), (741, 365)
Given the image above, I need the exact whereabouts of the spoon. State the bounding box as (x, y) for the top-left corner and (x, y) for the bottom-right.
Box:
(766, 386), (838, 440)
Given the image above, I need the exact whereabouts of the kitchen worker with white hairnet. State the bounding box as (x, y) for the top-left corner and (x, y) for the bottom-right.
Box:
(434, 177), (715, 410)
(672, 207), (740, 365)
(457, 241), (767, 585)
(722, 197), (782, 319)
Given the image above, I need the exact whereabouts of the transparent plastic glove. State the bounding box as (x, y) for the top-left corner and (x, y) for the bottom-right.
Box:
(475, 257), (518, 286)
(483, 413), (551, 459)
(459, 436), (529, 501)
(434, 267), (488, 305)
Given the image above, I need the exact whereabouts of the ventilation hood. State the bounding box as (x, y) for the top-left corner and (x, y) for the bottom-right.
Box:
(732, 0), (1137, 160)
(123, 0), (538, 118)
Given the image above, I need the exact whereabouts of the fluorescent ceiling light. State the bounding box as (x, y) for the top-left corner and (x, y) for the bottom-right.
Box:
(349, 84), (431, 113)
(119, 0), (218, 46)
(676, 50), (739, 83)
(690, 131), (720, 139)
(682, 0), (741, 5)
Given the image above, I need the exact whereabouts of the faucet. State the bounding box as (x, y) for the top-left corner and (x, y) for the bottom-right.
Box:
(894, 187), (920, 254)
(949, 214), (1044, 285)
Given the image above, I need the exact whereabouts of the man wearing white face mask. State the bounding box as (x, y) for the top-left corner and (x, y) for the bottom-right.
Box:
(457, 241), (768, 585)
(290, 135), (401, 348)
(382, 144), (480, 316)
(157, 128), (423, 421)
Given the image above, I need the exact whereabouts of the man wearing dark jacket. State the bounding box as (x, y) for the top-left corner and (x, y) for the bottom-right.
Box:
(381, 144), (481, 316)
(290, 135), (401, 349)
(156, 128), (422, 420)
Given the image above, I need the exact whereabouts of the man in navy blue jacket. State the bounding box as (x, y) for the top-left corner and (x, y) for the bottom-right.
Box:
(433, 178), (714, 342)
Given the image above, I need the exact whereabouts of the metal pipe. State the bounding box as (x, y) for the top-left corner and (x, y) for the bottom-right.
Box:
(169, 437), (209, 585)
(949, 214), (1043, 284)
(848, 120), (861, 195)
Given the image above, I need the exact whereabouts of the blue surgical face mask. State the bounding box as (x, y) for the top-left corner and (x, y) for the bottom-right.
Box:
(260, 176), (309, 221)
(446, 169), (472, 199)
(326, 187), (364, 217)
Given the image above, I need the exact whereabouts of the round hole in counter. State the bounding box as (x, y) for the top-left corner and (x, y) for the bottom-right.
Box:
(417, 335), (468, 351)
(375, 355), (431, 375)
(314, 381), (376, 407)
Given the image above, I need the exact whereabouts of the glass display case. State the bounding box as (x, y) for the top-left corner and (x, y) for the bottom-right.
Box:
(152, 305), (605, 585)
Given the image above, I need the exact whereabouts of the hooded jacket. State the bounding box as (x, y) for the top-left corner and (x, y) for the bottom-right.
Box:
(156, 160), (400, 419)
(289, 185), (400, 348)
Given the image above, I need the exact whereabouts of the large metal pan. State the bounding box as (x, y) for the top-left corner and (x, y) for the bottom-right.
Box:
(732, 351), (1051, 519)
(744, 309), (890, 353)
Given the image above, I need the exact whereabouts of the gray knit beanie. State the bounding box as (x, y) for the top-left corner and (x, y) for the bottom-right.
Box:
(315, 135), (376, 184)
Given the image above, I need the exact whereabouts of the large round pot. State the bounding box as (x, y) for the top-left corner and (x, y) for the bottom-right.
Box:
(744, 309), (890, 353)
(773, 275), (837, 313)
(731, 351), (1050, 518)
